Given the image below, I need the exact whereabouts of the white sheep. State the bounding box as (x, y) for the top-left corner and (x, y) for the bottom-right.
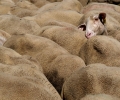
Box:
(78, 13), (108, 39)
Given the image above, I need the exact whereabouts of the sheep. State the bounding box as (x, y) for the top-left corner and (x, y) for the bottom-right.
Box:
(16, 0), (38, 10)
(4, 33), (86, 94)
(0, 15), (41, 35)
(79, 35), (120, 67)
(61, 63), (120, 100)
(79, 3), (120, 40)
(0, 46), (62, 100)
(38, 22), (87, 56)
(78, 13), (108, 39)
(80, 94), (119, 100)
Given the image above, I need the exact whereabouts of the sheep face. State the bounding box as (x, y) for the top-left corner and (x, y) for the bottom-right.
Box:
(78, 13), (106, 39)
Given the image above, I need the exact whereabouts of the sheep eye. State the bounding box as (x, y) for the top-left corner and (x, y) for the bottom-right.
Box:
(95, 18), (98, 21)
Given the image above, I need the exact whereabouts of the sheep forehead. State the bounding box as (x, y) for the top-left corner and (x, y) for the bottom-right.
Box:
(88, 14), (99, 20)
(87, 15), (101, 26)
(93, 14), (99, 19)
(86, 18), (99, 28)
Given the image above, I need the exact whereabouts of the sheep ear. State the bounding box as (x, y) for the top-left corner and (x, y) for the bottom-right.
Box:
(99, 13), (106, 25)
(78, 24), (86, 31)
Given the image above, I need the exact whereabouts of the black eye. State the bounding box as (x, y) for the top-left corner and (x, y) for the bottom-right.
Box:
(95, 18), (98, 21)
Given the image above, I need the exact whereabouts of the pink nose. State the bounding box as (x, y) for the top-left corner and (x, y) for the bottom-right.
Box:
(87, 33), (91, 36)
(85, 33), (91, 39)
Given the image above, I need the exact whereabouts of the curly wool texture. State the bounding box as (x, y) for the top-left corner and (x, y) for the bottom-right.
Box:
(0, 46), (61, 100)
(34, 10), (83, 27)
(37, 0), (82, 13)
(81, 3), (120, 24)
(0, 0), (120, 99)
(0, 46), (42, 72)
(0, 15), (41, 35)
(0, 64), (61, 100)
(39, 23), (87, 56)
(89, 0), (120, 4)
(4, 34), (85, 93)
(16, 0), (38, 10)
(80, 94), (119, 100)
(10, 6), (37, 17)
(25, 0), (83, 27)
(62, 63), (120, 100)
(0, 5), (11, 14)
(28, 0), (50, 8)
(0, 73), (60, 100)
(79, 36), (120, 66)
(0, 0), (15, 6)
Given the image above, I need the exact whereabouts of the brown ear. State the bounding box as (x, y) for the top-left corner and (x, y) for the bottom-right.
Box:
(99, 13), (106, 25)
(78, 24), (86, 31)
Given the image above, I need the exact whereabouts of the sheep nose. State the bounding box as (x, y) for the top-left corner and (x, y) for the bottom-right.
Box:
(87, 33), (91, 36)
(85, 33), (91, 39)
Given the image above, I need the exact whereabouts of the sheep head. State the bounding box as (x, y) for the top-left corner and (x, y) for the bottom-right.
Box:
(78, 13), (107, 39)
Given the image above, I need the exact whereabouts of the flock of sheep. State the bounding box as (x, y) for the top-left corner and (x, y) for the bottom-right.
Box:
(0, 0), (120, 100)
